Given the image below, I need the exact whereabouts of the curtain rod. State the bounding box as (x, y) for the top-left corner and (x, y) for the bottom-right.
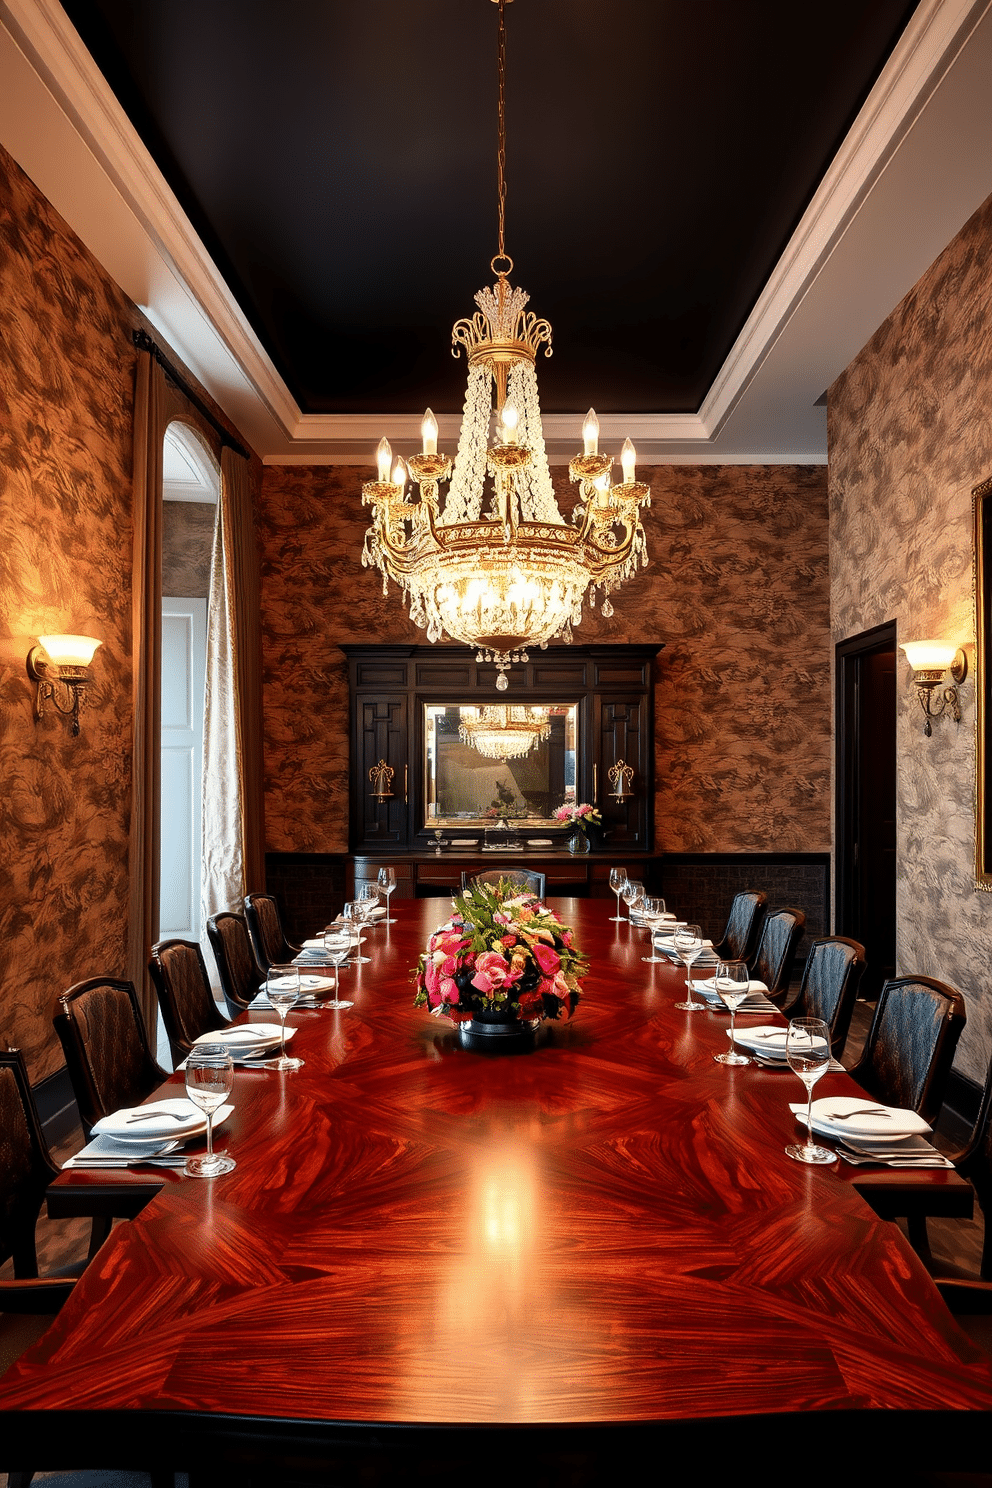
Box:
(132, 329), (250, 461)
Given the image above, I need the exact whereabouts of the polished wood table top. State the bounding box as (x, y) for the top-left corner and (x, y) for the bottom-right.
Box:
(4, 899), (992, 1474)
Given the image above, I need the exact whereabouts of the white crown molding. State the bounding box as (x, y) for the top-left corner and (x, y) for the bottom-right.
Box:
(699, 0), (992, 438)
(0, 0), (302, 442)
(1, 0), (990, 464)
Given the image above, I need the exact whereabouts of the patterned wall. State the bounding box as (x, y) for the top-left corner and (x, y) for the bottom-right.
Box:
(829, 189), (992, 1086)
(0, 144), (139, 1082)
(260, 463), (831, 857)
(163, 500), (216, 598)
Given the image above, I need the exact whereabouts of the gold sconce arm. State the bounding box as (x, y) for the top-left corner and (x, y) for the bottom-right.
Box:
(369, 759), (394, 801)
(27, 635), (101, 738)
(608, 760), (635, 801)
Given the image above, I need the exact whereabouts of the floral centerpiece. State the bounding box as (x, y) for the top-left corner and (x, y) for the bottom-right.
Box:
(553, 802), (602, 835)
(413, 879), (586, 1030)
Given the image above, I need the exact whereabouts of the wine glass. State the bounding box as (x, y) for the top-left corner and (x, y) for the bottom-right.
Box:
(785, 1017), (836, 1164)
(184, 1044), (235, 1177)
(621, 878), (644, 923)
(640, 897), (668, 963)
(321, 931), (354, 1010)
(609, 867), (627, 922)
(342, 901), (372, 964)
(358, 881), (381, 924)
(377, 866), (398, 924)
(673, 924), (706, 1012)
(713, 960), (751, 1066)
(266, 963), (304, 1070)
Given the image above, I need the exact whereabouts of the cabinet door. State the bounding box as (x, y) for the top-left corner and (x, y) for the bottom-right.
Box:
(597, 697), (648, 847)
(354, 697), (408, 849)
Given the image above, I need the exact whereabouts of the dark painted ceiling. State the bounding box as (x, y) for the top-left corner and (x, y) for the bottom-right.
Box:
(62, 0), (918, 416)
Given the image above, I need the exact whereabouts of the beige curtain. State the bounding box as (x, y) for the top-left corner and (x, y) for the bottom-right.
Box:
(128, 350), (171, 1027)
(201, 446), (265, 944)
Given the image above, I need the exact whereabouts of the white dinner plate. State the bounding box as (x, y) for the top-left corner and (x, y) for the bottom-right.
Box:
(696, 977), (769, 995)
(193, 1024), (295, 1053)
(296, 974), (336, 993)
(802, 1095), (930, 1140)
(728, 1024), (789, 1058)
(92, 1098), (235, 1143)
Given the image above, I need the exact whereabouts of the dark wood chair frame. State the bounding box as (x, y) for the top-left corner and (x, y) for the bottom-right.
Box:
(149, 938), (230, 1063)
(52, 977), (169, 1141)
(206, 911), (263, 1018)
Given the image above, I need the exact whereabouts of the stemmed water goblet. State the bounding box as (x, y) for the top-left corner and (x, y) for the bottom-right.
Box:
(358, 881), (381, 926)
(321, 931), (354, 1010)
(673, 924), (706, 1012)
(609, 867), (627, 923)
(342, 901), (372, 964)
(377, 866), (397, 923)
(785, 1017), (835, 1164)
(184, 1044), (236, 1177)
(621, 878), (644, 923)
(266, 963), (304, 1070)
(713, 960), (751, 1065)
(640, 897), (668, 963)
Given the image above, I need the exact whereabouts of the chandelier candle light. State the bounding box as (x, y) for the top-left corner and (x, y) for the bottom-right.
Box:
(361, 0), (650, 689)
(458, 704), (551, 761)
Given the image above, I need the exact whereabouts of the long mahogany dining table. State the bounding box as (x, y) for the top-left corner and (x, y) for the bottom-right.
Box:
(3, 898), (992, 1484)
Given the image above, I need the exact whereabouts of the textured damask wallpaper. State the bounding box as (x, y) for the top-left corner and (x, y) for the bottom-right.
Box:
(829, 189), (992, 1086)
(0, 144), (139, 1082)
(260, 463), (830, 856)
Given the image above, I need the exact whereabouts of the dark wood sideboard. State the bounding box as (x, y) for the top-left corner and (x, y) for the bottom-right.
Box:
(343, 642), (663, 864)
(349, 848), (659, 899)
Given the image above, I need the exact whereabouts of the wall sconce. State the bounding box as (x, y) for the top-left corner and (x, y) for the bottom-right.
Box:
(368, 759), (394, 801)
(26, 635), (102, 737)
(608, 760), (635, 801)
(900, 640), (967, 737)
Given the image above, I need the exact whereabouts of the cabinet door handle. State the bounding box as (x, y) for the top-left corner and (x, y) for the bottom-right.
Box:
(404, 765), (408, 805)
(593, 764), (598, 804)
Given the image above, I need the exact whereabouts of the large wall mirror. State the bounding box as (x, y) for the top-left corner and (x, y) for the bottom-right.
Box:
(424, 703), (577, 829)
(975, 474), (992, 887)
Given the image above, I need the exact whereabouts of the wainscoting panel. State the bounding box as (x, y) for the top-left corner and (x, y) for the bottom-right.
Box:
(265, 853), (350, 943)
(657, 853), (831, 966)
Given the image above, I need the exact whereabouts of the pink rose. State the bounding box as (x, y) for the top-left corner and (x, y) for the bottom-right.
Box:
(532, 942), (561, 977)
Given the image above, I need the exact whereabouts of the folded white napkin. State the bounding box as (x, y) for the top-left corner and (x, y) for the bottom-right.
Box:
(695, 977), (769, 995)
(792, 1096), (931, 1138)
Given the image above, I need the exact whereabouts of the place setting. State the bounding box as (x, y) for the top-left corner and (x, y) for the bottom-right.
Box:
(789, 1092), (952, 1168)
(63, 1047), (237, 1176)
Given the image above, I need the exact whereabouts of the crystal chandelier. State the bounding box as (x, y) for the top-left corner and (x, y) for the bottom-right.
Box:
(362, 0), (650, 690)
(458, 704), (552, 762)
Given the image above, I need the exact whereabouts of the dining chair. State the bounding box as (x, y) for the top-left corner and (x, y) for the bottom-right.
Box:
(748, 906), (806, 1004)
(781, 935), (866, 1055)
(848, 974), (966, 1126)
(0, 1047), (82, 1453)
(206, 910), (264, 1017)
(244, 891), (301, 973)
(462, 868), (547, 900)
(149, 938), (230, 1063)
(712, 890), (766, 963)
(52, 978), (170, 1141)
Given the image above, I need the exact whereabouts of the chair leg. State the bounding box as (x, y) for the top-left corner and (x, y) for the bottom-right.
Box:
(88, 1213), (113, 1258)
(7, 1472), (34, 1487)
(907, 1214), (934, 1270)
(150, 1472), (175, 1488)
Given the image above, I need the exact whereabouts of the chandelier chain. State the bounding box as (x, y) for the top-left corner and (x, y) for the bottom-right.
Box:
(496, 0), (507, 263)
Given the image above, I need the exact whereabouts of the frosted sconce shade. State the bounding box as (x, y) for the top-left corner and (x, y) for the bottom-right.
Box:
(900, 640), (958, 676)
(38, 634), (102, 667)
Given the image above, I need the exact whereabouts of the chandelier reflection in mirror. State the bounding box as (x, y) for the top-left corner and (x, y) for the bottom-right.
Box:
(458, 705), (552, 762)
(361, 0), (650, 690)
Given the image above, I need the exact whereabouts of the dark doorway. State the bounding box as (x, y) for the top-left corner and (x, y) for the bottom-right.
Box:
(836, 623), (897, 997)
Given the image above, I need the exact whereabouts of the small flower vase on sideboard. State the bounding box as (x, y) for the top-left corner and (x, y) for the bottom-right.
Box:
(569, 828), (591, 855)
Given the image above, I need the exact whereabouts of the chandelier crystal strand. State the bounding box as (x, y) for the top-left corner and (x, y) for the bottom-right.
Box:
(459, 703), (551, 761)
(360, 0), (650, 685)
